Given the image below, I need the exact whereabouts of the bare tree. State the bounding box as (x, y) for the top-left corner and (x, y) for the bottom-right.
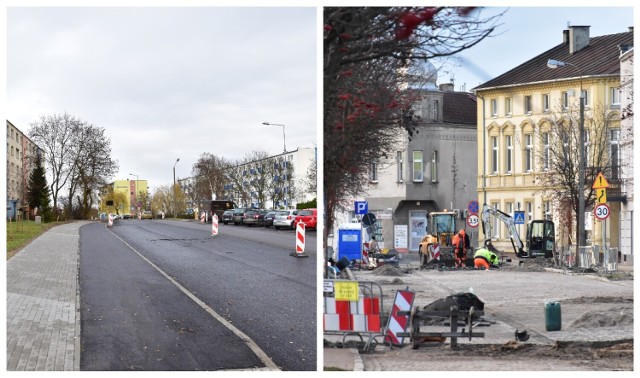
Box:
(324, 7), (503, 242)
(29, 113), (81, 212)
(535, 102), (618, 250)
(192, 153), (229, 203)
(29, 113), (117, 219)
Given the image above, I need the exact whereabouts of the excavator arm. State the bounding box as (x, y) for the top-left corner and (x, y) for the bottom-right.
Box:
(481, 204), (526, 258)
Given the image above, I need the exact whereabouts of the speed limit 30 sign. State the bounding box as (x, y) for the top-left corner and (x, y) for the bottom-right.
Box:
(594, 203), (611, 221)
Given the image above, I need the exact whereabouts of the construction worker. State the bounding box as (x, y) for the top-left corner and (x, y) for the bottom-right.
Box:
(474, 248), (500, 269)
(453, 229), (470, 268)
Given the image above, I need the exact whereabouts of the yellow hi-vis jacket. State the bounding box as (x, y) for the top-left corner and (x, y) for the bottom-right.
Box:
(474, 248), (499, 266)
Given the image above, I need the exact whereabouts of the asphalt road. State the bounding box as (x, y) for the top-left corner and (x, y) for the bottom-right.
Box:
(79, 219), (316, 371)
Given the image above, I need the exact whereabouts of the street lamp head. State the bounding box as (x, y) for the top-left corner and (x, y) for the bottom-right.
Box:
(546, 59), (566, 69)
(262, 122), (270, 125)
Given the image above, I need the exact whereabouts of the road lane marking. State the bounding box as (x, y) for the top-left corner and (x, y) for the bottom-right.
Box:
(105, 225), (280, 371)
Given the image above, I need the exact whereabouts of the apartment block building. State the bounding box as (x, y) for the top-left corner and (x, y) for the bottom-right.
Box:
(6, 120), (43, 220)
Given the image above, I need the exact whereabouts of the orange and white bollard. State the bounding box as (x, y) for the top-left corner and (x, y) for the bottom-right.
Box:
(211, 214), (219, 236)
(290, 222), (309, 258)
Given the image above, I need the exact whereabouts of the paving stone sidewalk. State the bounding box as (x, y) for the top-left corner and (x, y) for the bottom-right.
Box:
(6, 221), (90, 371)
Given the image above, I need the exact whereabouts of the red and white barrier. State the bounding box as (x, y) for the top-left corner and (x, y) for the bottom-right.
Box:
(432, 244), (441, 260)
(323, 296), (381, 333)
(211, 214), (218, 236)
(200, 211), (205, 224)
(290, 222), (309, 257)
(108, 214), (113, 227)
(385, 290), (415, 345)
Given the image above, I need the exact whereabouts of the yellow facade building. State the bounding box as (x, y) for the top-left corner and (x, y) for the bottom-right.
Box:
(473, 26), (633, 255)
(104, 179), (149, 216)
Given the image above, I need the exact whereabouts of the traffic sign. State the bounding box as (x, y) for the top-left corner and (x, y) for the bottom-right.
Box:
(596, 188), (607, 204)
(467, 214), (479, 228)
(592, 172), (610, 189)
(514, 211), (525, 225)
(355, 201), (368, 215)
(467, 200), (479, 214)
(594, 204), (611, 221)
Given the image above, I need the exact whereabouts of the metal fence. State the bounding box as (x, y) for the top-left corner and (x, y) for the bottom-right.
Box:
(558, 245), (619, 272)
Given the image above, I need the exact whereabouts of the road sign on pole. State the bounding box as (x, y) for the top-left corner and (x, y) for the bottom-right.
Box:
(514, 211), (525, 225)
(596, 188), (607, 204)
(594, 204), (610, 221)
(467, 214), (479, 228)
(355, 201), (368, 215)
(592, 172), (610, 189)
(467, 200), (479, 214)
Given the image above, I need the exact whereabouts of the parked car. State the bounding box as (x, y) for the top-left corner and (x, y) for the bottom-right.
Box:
(232, 207), (251, 225)
(221, 209), (234, 224)
(294, 208), (317, 230)
(243, 209), (267, 226)
(141, 210), (153, 220)
(263, 211), (278, 227)
(273, 210), (298, 230)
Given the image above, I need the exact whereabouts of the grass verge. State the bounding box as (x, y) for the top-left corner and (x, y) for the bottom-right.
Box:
(6, 220), (67, 260)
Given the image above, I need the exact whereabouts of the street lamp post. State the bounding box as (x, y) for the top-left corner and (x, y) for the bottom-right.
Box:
(173, 158), (180, 219)
(547, 59), (586, 253)
(262, 122), (286, 153)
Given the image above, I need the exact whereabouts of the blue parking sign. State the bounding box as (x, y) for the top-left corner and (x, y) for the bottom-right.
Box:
(514, 211), (525, 225)
(355, 201), (368, 215)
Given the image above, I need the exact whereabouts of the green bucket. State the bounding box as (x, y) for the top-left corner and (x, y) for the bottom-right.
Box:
(544, 301), (562, 331)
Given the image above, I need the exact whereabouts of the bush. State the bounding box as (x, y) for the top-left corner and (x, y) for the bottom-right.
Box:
(296, 197), (317, 210)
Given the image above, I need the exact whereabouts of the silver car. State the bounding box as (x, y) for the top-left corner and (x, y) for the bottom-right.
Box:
(273, 210), (298, 230)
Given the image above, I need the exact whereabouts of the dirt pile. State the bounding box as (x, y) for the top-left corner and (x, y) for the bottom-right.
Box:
(372, 265), (405, 276)
(569, 306), (633, 328)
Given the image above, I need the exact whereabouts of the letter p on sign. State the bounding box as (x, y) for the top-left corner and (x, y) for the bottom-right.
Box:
(355, 201), (368, 215)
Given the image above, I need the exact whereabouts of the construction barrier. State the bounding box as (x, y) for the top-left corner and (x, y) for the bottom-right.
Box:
(200, 211), (205, 224)
(323, 280), (385, 351)
(108, 214), (113, 227)
(211, 214), (218, 236)
(290, 222), (308, 258)
(385, 290), (415, 346)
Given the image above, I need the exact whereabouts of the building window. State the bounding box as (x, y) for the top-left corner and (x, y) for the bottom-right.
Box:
(525, 134), (533, 172)
(505, 97), (512, 116)
(562, 91), (569, 109)
(491, 136), (499, 174)
(611, 87), (620, 106)
(505, 135), (513, 173)
(543, 94), (550, 112)
(542, 132), (550, 170)
(491, 99), (498, 116)
(611, 129), (620, 180)
(432, 100), (439, 121)
(543, 200), (551, 220)
(412, 151), (423, 182)
(396, 151), (403, 183)
(431, 151), (438, 183)
(369, 161), (378, 182)
(526, 201), (533, 222)
(581, 89), (589, 107)
(524, 95), (532, 114)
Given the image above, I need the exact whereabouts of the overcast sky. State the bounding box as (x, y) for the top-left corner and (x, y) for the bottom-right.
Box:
(6, 6), (317, 192)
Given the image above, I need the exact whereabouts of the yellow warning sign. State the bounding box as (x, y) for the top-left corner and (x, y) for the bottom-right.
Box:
(334, 281), (359, 301)
(592, 172), (610, 189)
(596, 188), (607, 204)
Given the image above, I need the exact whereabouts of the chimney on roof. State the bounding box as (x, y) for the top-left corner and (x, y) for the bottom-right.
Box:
(569, 25), (590, 54)
(439, 83), (454, 92)
(563, 29), (569, 44)
(629, 26), (634, 33)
